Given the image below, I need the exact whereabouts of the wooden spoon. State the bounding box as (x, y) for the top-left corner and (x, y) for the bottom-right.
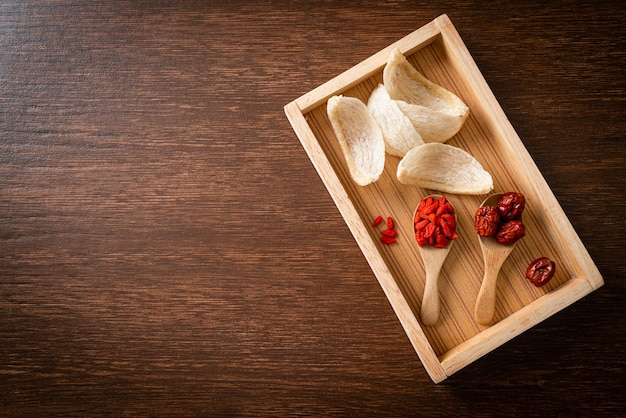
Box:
(474, 193), (515, 325)
(414, 195), (456, 326)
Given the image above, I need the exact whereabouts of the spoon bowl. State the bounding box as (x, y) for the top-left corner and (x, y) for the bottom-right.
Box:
(474, 193), (515, 325)
(414, 195), (456, 326)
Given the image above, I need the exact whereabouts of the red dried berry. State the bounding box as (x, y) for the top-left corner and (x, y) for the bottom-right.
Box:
(495, 220), (526, 245)
(374, 215), (397, 245)
(474, 205), (501, 237)
(434, 234), (449, 249)
(497, 192), (526, 220)
(525, 257), (556, 287)
(380, 236), (396, 245)
(440, 213), (456, 229)
(415, 231), (427, 246)
(381, 229), (397, 238)
(414, 195), (457, 248)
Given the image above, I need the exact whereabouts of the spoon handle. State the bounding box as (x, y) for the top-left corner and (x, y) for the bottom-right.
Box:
(421, 269), (440, 326)
(474, 254), (508, 325)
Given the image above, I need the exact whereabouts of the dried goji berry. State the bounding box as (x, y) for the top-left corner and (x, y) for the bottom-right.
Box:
(374, 215), (397, 244)
(440, 222), (454, 240)
(440, 213), (456, 229)
(381, 229), (397, 238)
(424, 222), (436, 238)
(415, 233), (427, 246)
(434, 234), (449, 248)
(423, 202), (439, 216)
(416, 219), (430, 231)
(380, 236), (396, 245)
(414, 195), (457, 248)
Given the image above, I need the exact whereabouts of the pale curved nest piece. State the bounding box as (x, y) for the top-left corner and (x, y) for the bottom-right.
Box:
(397, 142), (493, 195)
(327, 95), (385, 186)
(383, 47), (469, 143)
(367, 84), (425, 158)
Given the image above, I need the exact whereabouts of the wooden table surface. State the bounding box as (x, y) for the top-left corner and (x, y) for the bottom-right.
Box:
(1, 1), (624, 416)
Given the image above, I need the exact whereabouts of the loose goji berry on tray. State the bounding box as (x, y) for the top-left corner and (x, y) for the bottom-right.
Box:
(373, 215), (397, 245)
(380, 236), (396, 245)
(414, 195), (458, 248)
(381, 229), (397, 238)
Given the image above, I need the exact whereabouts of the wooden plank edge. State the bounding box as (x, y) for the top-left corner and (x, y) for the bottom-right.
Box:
(541, 195), (605, 290)
(439, 277), (595, 377)
(284, 101), (447, 383)
(292, 16), (444, 114)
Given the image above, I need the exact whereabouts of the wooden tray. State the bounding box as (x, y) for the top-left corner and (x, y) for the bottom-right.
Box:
(284, 14), (603, 383)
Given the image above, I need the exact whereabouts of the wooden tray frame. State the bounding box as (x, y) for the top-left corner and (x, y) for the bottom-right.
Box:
(284, 14), (603, 383)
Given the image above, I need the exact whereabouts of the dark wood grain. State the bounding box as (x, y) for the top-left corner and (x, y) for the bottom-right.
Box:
(1, 1), (624, 416)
